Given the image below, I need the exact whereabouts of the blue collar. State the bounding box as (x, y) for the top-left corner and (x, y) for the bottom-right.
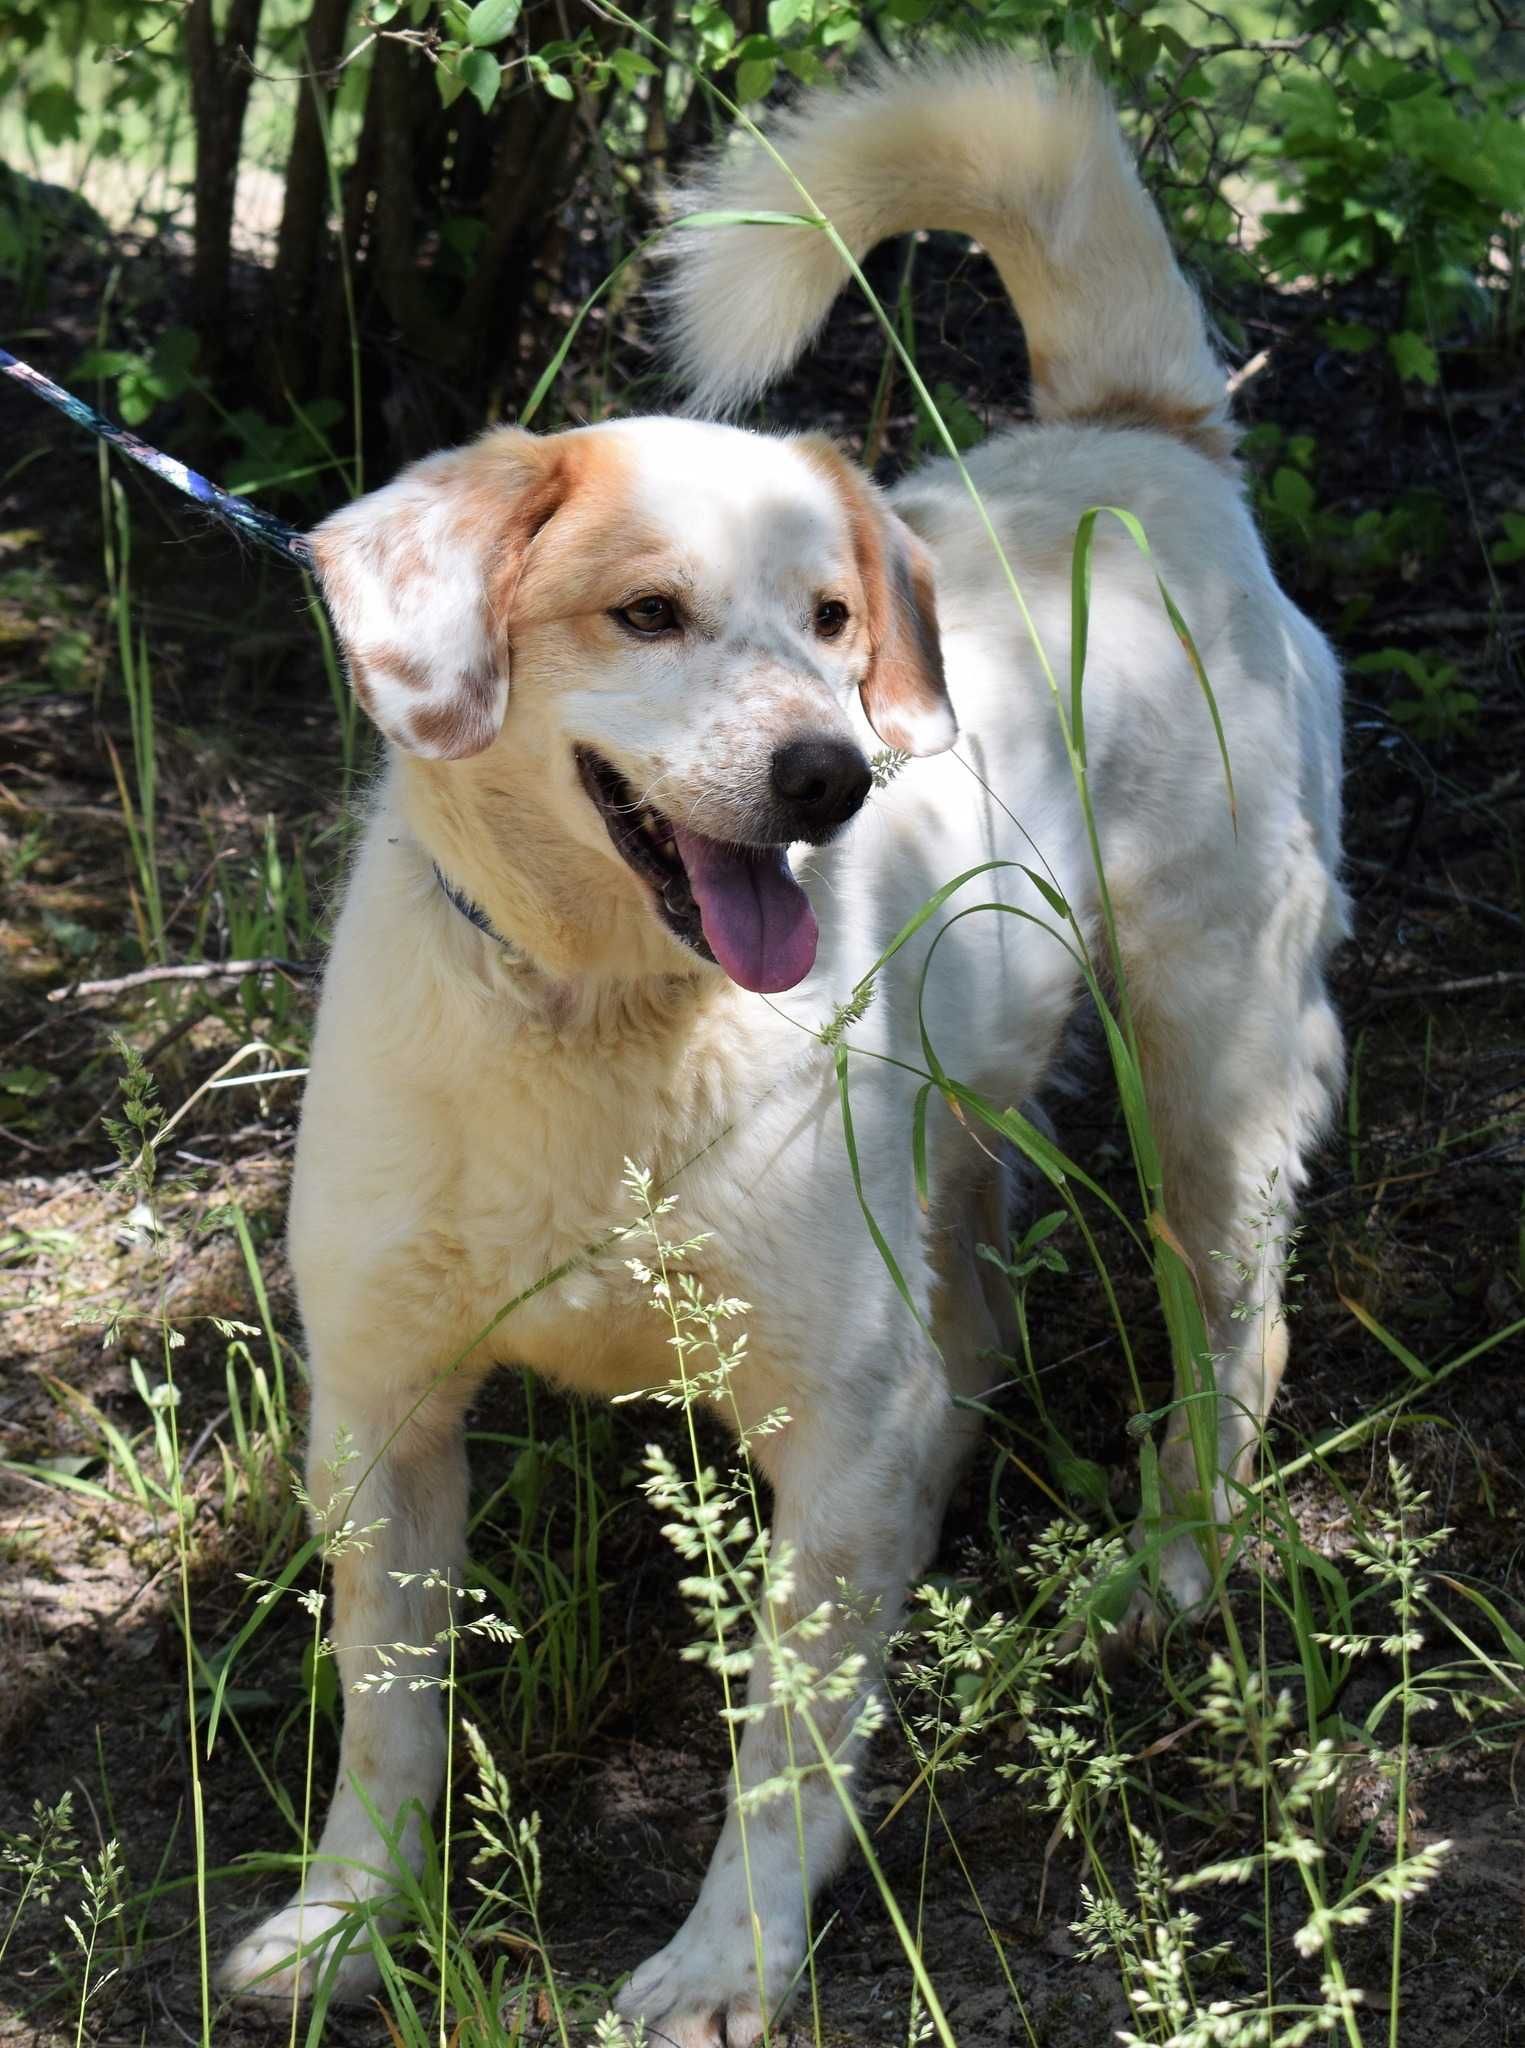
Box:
(433, 864), (521, 958)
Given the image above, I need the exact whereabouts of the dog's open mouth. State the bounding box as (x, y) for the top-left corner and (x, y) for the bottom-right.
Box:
(576, 747), (819, 994)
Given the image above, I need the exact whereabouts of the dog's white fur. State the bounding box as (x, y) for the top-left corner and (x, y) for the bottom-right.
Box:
(223, 57), (1347, 2045)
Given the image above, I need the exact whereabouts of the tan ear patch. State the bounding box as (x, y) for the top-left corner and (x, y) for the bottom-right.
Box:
(797, 434), (956, 758)
(307, 428), (573, 762)
(407, 665), (505, 758)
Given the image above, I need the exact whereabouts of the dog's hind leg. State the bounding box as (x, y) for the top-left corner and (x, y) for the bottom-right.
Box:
(615, 1336), (979, 2048)
(1117, 836), (1347, 1619)
(220, 1349), (485, 2004)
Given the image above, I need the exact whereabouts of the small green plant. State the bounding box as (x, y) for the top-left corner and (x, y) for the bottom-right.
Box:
(208, 816), (320, 1034)
(910, 380), (986, 458)
(470, 1393), (619, 1760)
(1257, 44), (1525, 359)
(1353, 646), (1480, 743)
(0, 1792), (78, 1974)
(73, 326), (199, 427)
(59, 1840), (127, 2048)
(1490, 511), (1525, 567)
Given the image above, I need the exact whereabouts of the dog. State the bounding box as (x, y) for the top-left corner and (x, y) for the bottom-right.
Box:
(221, 54), (1348, 2046)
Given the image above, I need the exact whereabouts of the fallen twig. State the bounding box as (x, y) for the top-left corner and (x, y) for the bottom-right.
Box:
(1225, 347), (1271, 397)
(48, 958), (318, 1003)
(1347, 854), (1525, 935)
(1366, 969), (1525, 999)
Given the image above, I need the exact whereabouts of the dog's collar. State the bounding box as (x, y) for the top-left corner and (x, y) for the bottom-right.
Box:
(432, 863), (523, 961)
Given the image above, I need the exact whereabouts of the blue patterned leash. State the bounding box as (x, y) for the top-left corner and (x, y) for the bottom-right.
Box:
(1, 346), (313, 568)
(2, 347), (530, 957)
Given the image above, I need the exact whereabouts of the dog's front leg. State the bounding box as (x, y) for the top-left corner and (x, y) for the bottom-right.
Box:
(222, 1368), (478, 2003)
(617, 1351), (974, 2048)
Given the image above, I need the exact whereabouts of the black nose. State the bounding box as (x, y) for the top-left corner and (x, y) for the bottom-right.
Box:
(770, 736), (873, 838)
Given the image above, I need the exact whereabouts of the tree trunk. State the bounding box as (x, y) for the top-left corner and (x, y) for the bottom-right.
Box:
(272, 0), (354, 376)
(185, 0), (267, 354)
(371, 35), (458, 365)
(317, 55), (382, 404)
(453, 91), (582, 366)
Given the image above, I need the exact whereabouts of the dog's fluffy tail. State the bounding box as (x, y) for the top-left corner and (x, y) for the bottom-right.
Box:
(666, 57), (1232, 465)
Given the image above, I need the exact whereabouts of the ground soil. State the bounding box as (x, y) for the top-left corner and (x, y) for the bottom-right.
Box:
(2, 206), (1523, 2048)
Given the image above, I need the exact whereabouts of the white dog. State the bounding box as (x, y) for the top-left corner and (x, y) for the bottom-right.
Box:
(222, 55), (1347, 2046)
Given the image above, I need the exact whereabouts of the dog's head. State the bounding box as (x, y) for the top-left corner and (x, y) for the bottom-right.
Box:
(309, 419), (954, 993)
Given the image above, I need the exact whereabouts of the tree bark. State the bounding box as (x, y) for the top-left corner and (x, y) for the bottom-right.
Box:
(272, 0), (354, 371)
(371, 35), (458, 364)
(185, 0), (267, 353)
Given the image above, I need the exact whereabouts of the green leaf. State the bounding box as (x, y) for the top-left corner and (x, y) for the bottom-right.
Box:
(1340, 1293), (1432, 1382)
(539, 68), (575, 100)
(1019, 1210), (1068, 1251)
(835, 1046), (932, 1341)
(460, 48), (502, 113)
(1388, 331), (1438, 385)
(1019, 866), (1071, 926)
(0, 1067), (52, 1098)
(675, 209), (822, 229)
(767, 0), (806, 30)
(693, 3), (735, 54)
(26, 84), (80, 145)
(1069, 505), (1237, 834)
(735, 56), (777, 102)
(1323, 321), (1378, 353)
(608, 47), (657, 89)
(436, 57), (468, 108)
(1120, 25), (1159, 75)
(1047, 1427), (1110, 1508)
(464, 0), (519, 42)
(1489, 512), (1525, 567)
(1060, 12), (1099, 57)
(911, 380), (984, 456)
(1352, 647), (1425, 683)
(910, 1082), (932, 1213)
(1272, 466), (1315, 518)
(780, 47), (823, 81)
(70, 348), (141, 382)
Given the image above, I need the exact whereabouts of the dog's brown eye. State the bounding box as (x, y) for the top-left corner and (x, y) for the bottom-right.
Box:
(815, 600), (849, 640)
(616, 595), (678, 635)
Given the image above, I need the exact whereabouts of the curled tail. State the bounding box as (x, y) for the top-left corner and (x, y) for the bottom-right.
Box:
(665, 57), (1233, 467)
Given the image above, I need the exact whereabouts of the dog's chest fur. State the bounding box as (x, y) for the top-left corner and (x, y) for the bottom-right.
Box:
(323, 963), (792, 1401)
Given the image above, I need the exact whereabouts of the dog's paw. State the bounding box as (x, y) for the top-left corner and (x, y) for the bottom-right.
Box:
(615, 1917), (800, 2048)
(1101, 1529), (1216, 1664)
(219, 1896), (381, 2005)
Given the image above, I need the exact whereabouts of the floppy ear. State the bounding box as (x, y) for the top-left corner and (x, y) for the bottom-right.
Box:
(860, 512), (957, 757)
(307, 428), (563, 760)
(799, 435), (956, 758)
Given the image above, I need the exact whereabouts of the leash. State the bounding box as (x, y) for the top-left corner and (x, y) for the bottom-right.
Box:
(2, 345), (528, 953)
(1, 346), (314, 568)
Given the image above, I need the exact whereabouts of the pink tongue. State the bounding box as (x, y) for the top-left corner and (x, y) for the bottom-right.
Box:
(670, 826), (818, 993)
